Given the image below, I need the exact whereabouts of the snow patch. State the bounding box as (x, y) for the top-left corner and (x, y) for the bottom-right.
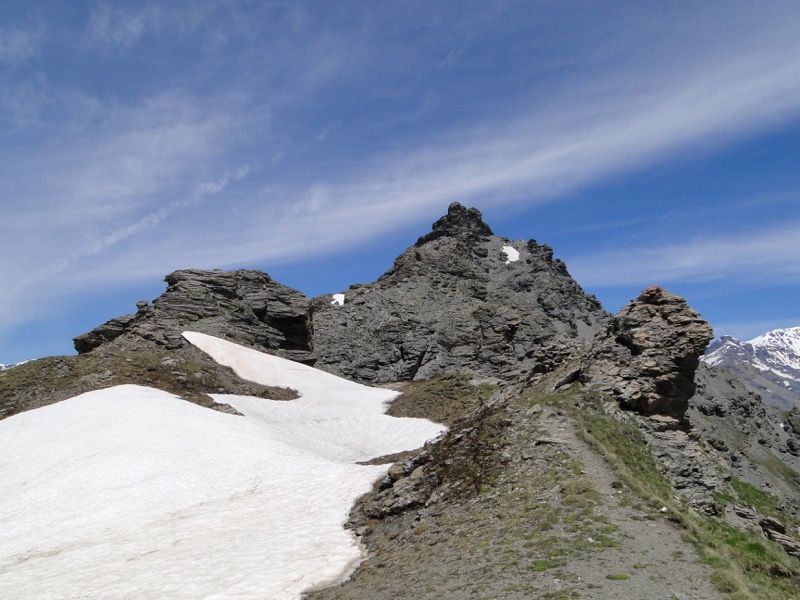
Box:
(331, 293), (345, 306)
(747, 327), (800, 373)
(502, 245), (519, 265)
(0, 334), (445, 599)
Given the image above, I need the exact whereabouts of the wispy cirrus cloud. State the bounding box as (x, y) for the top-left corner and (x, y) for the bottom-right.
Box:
(567, 221), (800, 288)
(37, 37), (800, 290)
(0, 26), (40, 63)
(85, 5), (161, 50)
(8, 164), (252, 298)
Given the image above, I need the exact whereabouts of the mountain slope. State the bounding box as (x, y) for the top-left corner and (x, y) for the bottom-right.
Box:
(703, 328), (800, 410)
(308, 285), (800, 599)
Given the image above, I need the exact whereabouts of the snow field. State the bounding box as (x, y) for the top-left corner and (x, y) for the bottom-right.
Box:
(0, 333), (445, 599)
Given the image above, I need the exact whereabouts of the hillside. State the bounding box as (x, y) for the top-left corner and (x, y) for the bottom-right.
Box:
(1, 204), (799, 599)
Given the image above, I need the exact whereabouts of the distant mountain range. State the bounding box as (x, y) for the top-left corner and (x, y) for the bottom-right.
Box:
(703, 327), (800, 411)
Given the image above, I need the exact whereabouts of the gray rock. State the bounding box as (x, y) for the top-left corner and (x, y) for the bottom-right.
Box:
(688, 362), (800, 516)
(310, 202), (608, 383)
(74, 269), (313, 363)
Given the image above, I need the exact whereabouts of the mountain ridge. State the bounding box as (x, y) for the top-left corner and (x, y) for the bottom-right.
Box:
(2, 203), (800, 599)
(703, 327), (800, 411)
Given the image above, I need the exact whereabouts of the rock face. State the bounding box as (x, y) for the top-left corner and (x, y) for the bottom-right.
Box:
(74, 269), (313, 363)
(310, 203), (608, 383)
(72, 204), (606, 385)
(689, 363), (800, 515)
(580, 286), (713, 419)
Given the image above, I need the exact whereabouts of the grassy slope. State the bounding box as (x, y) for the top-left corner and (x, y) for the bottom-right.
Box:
(311, 377), (800, 599)
(0, 344), (296, 420)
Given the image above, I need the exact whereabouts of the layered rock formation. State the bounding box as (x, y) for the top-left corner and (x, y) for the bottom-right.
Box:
(75, 269), (313, 363)
(310, 203), (608, 382)
(579, 286), (713, 419)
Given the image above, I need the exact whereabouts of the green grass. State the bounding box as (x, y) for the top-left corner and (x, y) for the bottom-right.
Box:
(530, 559), (561, 572)
(545, 386), (800, 599)
(388, 373), (499, 425)
(574, 406), (672, 509)
(730, 477), (782, 517)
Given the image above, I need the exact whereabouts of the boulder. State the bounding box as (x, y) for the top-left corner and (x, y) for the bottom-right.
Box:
(580, 286), (713, 418)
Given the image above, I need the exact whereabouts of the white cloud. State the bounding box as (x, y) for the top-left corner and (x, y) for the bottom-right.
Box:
(7, 164), (251, 299)
(85, 5), (160, 50)
(567, 222), (800, 288)
(24, 39), (800, 294)
(0, 26), (40, 63)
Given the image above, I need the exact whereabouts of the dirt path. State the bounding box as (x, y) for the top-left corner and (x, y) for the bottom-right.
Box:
(536, 406), (724, 599)
(309, 400), (725, 600)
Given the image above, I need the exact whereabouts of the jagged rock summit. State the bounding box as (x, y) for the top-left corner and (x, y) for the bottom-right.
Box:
(414, 202), (493, 246)
(580, 285), (714, 419)
(74, 202), (608, 384)
(311, 202), (608, 382)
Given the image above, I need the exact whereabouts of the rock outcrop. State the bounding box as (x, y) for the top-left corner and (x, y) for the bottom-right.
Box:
(74, 269), (313, 363)
(73, 205), (606, 384)
(310, 203), (608, 383)
(580, 286), (713, 419)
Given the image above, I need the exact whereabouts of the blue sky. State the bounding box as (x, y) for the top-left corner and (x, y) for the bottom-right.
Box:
(3, 1), (800, 364)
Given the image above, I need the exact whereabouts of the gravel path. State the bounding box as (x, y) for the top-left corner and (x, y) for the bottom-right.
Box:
(536, 406), (723, 599)
(308, 399), (725, 600)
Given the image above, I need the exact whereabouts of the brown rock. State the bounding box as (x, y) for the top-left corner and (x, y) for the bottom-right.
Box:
(580, 286), (713, 418)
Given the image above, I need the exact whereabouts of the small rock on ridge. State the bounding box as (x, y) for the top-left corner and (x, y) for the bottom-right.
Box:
(580, 286), (713, 419)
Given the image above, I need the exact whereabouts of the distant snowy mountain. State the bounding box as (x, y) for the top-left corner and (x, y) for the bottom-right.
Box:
(703, 327), (800, 410)
(0, 361), (27, 371)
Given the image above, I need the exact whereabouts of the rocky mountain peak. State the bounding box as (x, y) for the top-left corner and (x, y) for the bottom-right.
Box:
(414, 202), (494, 247)
(580, 285), (714, 419)
(311, 205), (608, 383)
(73, 204), (607, 384)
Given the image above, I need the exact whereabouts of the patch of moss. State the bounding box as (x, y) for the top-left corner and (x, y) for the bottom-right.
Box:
(530, 559), (561, 572)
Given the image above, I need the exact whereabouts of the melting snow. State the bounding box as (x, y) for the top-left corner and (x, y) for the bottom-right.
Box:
(331, 293), (345, 306)
(0, 332), (444, 599)
(502, 245), (519, 265)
